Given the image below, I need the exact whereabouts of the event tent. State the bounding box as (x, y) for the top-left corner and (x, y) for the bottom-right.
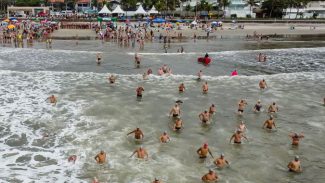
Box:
(98, 5), (112, 14)
(134, 5), (147, 15)
(112, 5), (125, 14)
(148, 6), (159, 14)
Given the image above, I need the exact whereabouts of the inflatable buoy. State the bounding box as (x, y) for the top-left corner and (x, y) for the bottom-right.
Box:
(231, 70), (238, 76)
(198, 57), (212, 65)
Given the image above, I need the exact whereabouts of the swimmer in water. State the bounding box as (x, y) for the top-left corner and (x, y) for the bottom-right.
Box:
(180, 46), (184, 53)
(160, 131), (170, 143)
(136, 86), (144, 98)
(96, 53), (102, 65)
(169, 104), (181, 118)
(135, 52), (141, 66)
(199, 110), (210, 124)
(92, 177), (99, 183)
(130, 146), (148, 159)
(214, 153), (229, 168)
(289, 132), (304, 146)
(229, 130), (248, 144)
(287, 156), (302, 172)
(127, 127), (144, 140)
(152, 178), (161, 183)
(263, 116), (276, 130)
(178, 83), (185, 93)
(158, 68), (164, 76)
(173, 117), (183, 131)
(253, 100), (262, 112)
(143, 72), (148, 80)
(94, 150), (106, 164)
(237, 121), (247, 132)
(237, 99), (248, 115)
(197, 143), (214, 159)
(68, 155), (77, 164)
(202, 81), (208, 94)
(108, 75), (116, 84)
(46, 95), (57, 106)
(162, 64), (168, 73)
(201, 169), (218, 182)
(197, 70), (203, 80)
(209, 104), (216, 115)
(259, 79), (267, 89)
(268, 102), (279, 113)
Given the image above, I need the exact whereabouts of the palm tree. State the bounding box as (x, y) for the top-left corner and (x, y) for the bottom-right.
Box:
(218, 0), (230, 11)
(245, 0), (259, 16)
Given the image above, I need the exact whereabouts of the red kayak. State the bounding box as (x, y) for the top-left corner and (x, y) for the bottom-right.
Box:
(198, 57), (212, 65)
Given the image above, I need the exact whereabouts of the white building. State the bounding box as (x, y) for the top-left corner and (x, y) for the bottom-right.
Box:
(181, 0), (257, 18)
(283, 1), (325, 19)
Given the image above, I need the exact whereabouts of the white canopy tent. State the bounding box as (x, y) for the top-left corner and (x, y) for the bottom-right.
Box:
(134, 5), (147, 15)
(98, 5), (112, 14)
(112, 5), (125, 14)
(148, 6), (159, 14)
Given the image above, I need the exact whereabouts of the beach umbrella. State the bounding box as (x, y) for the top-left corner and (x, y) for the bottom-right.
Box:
(9, 18), (17, 21)
(7, 24), (15, 29)
(152, 18), (165, 23)
(3, 19), (9, 22)
(1, 21), (8, 25)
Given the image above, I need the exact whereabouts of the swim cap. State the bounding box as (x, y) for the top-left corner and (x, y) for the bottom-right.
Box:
(295, 155), (299, 160)
(140, 145), (143, 149)
(209, 168), (213, 172)
(164, 131), (167, 134)
(203, 143), (208, 147)
(221, 153), (225, 157)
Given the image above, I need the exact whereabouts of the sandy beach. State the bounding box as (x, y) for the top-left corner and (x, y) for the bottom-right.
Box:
(51, 23), (325, 40)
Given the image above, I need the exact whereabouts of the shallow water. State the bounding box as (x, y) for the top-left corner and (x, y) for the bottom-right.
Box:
(0, 40), (325, 183)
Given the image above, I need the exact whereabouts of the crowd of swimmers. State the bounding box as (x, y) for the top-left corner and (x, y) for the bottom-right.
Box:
(42, 50), (325, 182)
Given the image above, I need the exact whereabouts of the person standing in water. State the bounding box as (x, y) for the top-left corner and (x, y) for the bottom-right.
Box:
(237, 99), (248, 115)
(46, 95), (57, 106)
(96, 53), (102, 65)
(108, 75), (116, 84)
(199, 110), (210, 124)
(169, 104), (181, 118)
(94, 150), (106, 164)
(259, 79), (267, 89)
(209, 104), (216, 115)
(253, 100), (262, 112)
(173, 117), (183, 131)
(197, 143), (214, 159)
(202, 82), (208, 94)
(127, 127), (144, 140)
(287, 156), (302, 172)
(152, 178), (162, 183)
(135, 53), (141, 67)
(160, 131), (171, 143)
(263, 116), (276, 130)
(214, 153), (229, 168)
(180, 46), (184, 53)
(237, 121), (247, 132)
(268, 102), (279, 113)
(230, 130), (248, 144)
(136, 86), (144, 98)
(178, 83), (185, 93)
(289, 132), (304, 146)
(197, 70), (203, 80)
(130, 146), (148, 159)
(201, 169), (218, 182)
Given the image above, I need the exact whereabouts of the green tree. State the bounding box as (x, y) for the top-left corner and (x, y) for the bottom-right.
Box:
(245, 0), (259, 16)
(155, 0), (166, 12)
(218, 0), (230, 10)
(185, 4), (191, 17)
(262, 0), (287, 18)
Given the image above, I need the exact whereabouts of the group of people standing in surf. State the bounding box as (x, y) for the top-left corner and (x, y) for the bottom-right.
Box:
(44, 50), (325, 183)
